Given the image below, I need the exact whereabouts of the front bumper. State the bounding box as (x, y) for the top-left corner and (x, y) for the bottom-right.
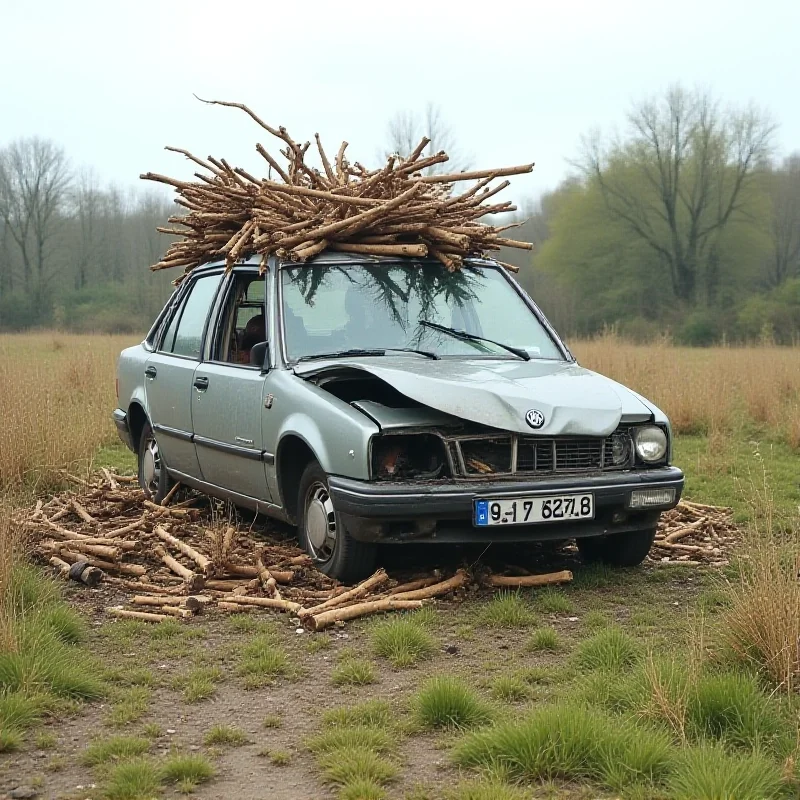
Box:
(329, 466), (684, 543)
(112, 408), (133, 450)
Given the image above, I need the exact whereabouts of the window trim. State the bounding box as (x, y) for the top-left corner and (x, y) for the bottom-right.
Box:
(155, 270), (224, 360)
(204, 267), (270, 371)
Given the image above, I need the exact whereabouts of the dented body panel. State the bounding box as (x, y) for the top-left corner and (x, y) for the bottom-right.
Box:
(294, 357), (655, 437)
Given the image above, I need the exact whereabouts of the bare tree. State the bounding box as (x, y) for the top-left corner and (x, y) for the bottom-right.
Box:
(583, 86), (775, 305)
(0, 138), (70, 304)
(763, 154), (800, 288)
(71, 167), (104, 290)
(383, 103), (470, 175)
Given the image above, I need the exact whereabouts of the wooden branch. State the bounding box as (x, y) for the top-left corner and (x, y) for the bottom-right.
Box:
(485, 570), (573, 588)
(106, 606), (170, 623)
(217, 595), (303, 613)
(154, 525), (214, 575)
(387, 569), (469, 600)
(153, 545), (204, 590)
(306, 599), (424, 631)
(299, 569), (388, 617)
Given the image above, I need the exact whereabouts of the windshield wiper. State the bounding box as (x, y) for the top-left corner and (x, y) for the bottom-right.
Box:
(385, 348), (438, 360)
(296, 349), (386, 363)
(418, 320), (530, 361)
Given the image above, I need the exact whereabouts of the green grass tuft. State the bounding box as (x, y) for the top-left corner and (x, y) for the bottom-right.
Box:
(532, 588), (574, 614)
(576, 627), (641, 671)
(525, 627), (561, 652)
(236, 634), (289, 686)
(583, 610), (612, 630)
(338, 778), (388, 800)
(477, 591), (537, 628)
(0, 728), (22, 752)
(263, 714), (282, 728)
(269, 749), (291, 766)
(35, 730), (57, 749)
(332, 659), (376, 686)
(106, 686), (151, 728)
(83, 735), (150, 766)
(490, 675), (531, 703)
(172, 665), (223, 704)
(414, 676), (493, 730)
(449, 780), (531, 800)
(36, 604), (86, 643)
(319, 746), (399, 786)
(204, 724), (248, 746)
(687, 671), (786, 751)
(454, 704), (672, 789)
(372, 618), (436, 667)
(323, 700), (393, 729)
(160, 753), (215, 788)
(0, 690), (45, 731)
(669, 744), (784, 800)
(103, 758), (161, 800)
(307, 725), (394, 755)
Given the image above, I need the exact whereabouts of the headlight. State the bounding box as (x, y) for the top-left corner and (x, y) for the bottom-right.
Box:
(633, 426), (668, 463)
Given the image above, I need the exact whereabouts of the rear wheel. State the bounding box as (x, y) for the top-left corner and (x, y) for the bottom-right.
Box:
(297, 461), (377, 583)
(137, 421), (173, 504)
(576, 526), (656, 567)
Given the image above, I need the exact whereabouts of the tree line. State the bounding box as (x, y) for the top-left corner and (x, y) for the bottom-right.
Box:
(2, 86), (799, 343)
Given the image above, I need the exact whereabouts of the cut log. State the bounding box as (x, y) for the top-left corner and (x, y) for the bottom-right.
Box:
(59, 541), (121, 561)
(204, 579), (251, 591)
(153, 545), (204, 591)
(155, 525), (214, 575)
(118, 579), (183, 595)
(101, 468), (119, 489)
(485, 570), (573, 588)
(218, 601), (251, 612)
(388, 569), (469, 600)
(59, 548), (146, 577)
(102, 515), (146, 537)
(218, 594), (303, 613)
(49, 555), (104, 587)
(160, 481), (181, 506)
(221, 525), (236, 560)
(256, 552), (279, 597)
(143, 501), (193, 518)
(106, 606), (170, 623)
(307, 599), (424, 631)
(299, 569), (388, 617)
(159, 605), (192, 619)
(71, 499), (96, 525)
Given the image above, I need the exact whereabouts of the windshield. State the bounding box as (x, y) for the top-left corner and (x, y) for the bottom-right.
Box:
(280, 261), (564, 361)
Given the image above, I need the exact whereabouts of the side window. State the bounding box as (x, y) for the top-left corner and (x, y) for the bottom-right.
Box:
(161, 273), (222, 358)
(213, 273), (267, 365)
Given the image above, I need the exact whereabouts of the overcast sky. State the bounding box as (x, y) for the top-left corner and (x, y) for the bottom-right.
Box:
(3, 0), (798, 204)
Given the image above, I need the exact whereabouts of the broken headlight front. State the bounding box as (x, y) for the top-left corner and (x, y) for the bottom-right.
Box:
(371, 433), (449, 480)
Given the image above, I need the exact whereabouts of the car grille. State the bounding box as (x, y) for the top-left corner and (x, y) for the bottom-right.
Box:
(450, 428), (632, 477)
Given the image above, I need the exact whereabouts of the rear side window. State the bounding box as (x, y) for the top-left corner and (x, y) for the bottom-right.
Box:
(160, 273), (222, 358)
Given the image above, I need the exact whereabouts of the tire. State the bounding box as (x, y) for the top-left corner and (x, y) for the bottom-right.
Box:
(297, 461), (377, 583)
(137, 421), (174, 504)
(576, 526), (656, 567)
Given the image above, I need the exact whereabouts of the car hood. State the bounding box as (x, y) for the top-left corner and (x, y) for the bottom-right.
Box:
(293, 357), (653, 436)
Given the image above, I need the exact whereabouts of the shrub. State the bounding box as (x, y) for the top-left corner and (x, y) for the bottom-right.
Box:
(318, 747), (398, 786)
(525, 627), (561, 652)
(414, 677), (493, 730)
(103, 758), (161, 800)
(332, 659), (376, 686)
(490, 675), (531, 703)
(159, 753), (215, 787)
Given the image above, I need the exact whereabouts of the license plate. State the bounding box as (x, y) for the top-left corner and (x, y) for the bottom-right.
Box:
(474, 493), (594, 526)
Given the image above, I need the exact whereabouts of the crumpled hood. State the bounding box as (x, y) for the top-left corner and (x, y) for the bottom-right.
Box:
(294, 357), (653, 436)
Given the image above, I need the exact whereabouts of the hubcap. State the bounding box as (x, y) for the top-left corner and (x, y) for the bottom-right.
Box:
(305, 482), (336, 561)
(141, 436), (161, 495)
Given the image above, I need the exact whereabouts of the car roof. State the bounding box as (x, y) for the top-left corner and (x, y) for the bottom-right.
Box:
(192, 251), (501, 272)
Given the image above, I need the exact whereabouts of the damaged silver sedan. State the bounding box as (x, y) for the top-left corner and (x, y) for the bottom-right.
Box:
(113, 252), (684, 581)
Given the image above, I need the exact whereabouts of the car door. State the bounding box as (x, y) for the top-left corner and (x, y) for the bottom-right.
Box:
(144, 271), (223, 478)
(191, 269), (273, 502)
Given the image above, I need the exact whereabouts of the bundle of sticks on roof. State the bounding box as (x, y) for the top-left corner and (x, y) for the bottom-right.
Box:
(142, 99), (534, 281)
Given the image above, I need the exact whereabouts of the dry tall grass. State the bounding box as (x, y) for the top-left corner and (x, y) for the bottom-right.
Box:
(722, 463), (800, 693)
(0, 330), (799, 497)
(574, 332), (800, 442)
(0, 332), (137, 494)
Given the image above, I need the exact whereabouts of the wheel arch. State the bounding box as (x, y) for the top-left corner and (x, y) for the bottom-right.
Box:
(276, 434), (319, 524)
(127, 401), (149, 454)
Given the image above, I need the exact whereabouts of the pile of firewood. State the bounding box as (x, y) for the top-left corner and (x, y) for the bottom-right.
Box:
(17, 474), (738, 630)
(650, 500), (738, 568)
(142, 99), (534, 280)
(16, 472), (572, 631)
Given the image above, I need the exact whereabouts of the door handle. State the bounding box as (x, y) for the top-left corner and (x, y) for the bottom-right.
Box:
(194, 376), (209, 392)
(145, 366), (157, 379)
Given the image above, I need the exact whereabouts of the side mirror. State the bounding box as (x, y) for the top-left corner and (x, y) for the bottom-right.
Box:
(250, 341), (269, 369)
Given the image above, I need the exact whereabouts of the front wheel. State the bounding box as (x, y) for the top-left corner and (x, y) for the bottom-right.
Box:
(297, 462), (377, 584)
(138, 421), (174, 504)
(576, 526), (656, 567)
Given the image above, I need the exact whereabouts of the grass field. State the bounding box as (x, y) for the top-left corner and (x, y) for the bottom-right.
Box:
(1, 331), (800, 800)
